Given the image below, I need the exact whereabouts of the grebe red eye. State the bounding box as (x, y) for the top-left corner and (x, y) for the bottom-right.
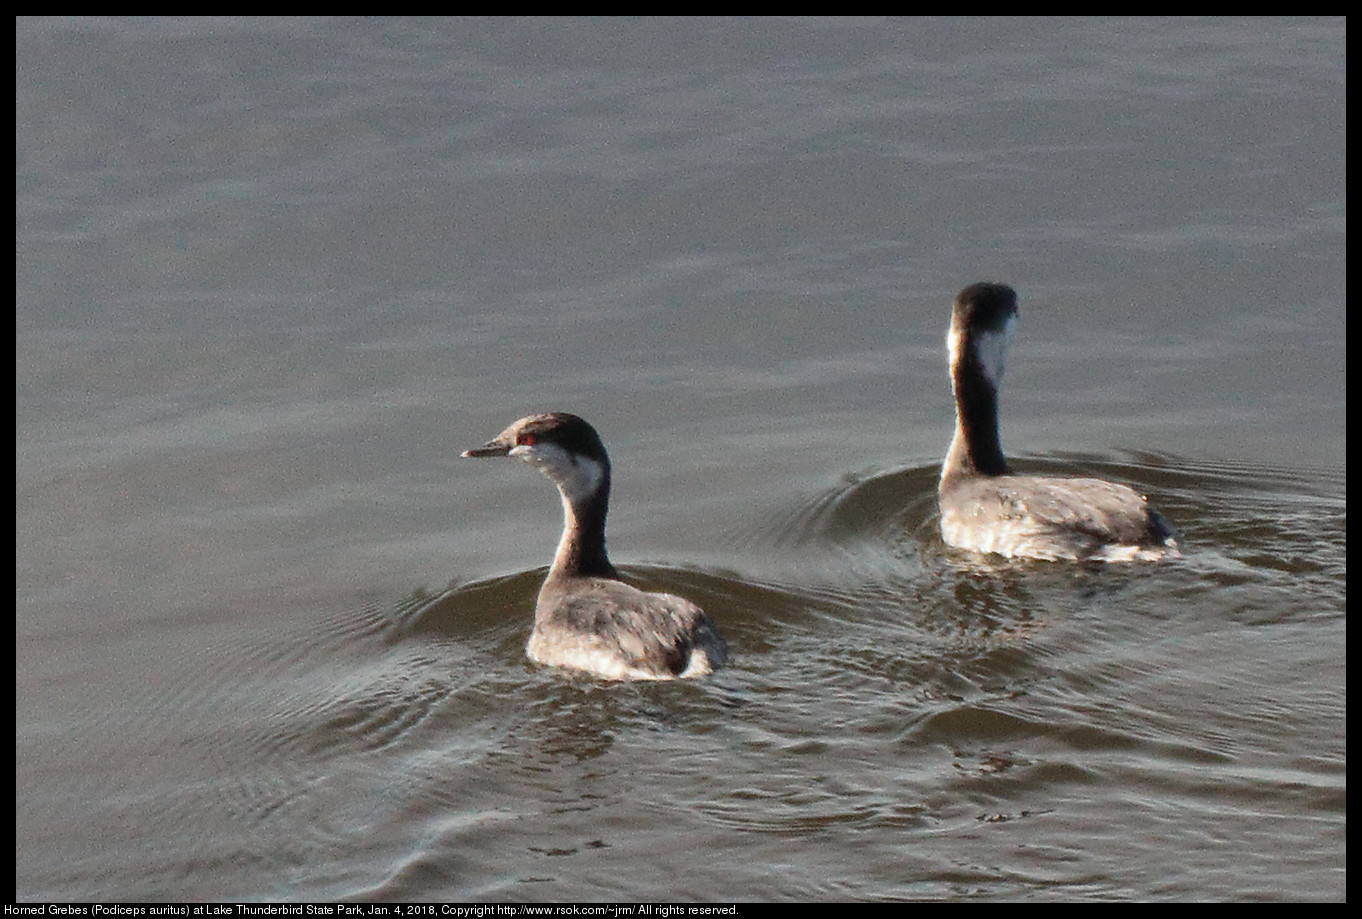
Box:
(519, 433), (536, 446)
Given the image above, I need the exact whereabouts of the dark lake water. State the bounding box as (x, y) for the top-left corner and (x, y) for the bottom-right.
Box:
(16, 17), (1345, 902)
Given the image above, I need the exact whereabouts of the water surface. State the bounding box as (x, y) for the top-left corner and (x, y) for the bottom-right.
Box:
(16, 17), (1345, 902)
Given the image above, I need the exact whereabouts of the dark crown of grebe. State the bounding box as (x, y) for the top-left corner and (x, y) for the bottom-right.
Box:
(938, 283), (1181, 562)
(462, 412), (727, 679)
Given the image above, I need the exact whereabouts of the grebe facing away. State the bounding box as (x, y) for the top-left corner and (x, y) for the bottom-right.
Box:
(462, 412), (727, 680)
(939, 283), (1181, 562)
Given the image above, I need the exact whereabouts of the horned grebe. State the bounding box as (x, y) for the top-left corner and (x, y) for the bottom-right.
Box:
(938, 283), (1181, 561)
(463, 412), (727, 679)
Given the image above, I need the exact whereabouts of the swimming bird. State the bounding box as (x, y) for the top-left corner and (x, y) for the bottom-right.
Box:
(462, 412), (727, 679)
(938, 282), (1181, 561)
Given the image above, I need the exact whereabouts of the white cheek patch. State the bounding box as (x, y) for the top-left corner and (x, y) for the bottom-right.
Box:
(515, 443), (604, 504)
(511, 441), (568, 474)
(972, 316), (1015, 387)
(560, 456), (605, 505)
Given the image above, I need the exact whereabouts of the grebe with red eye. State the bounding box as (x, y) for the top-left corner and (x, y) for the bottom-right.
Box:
(938, 283), (1181, 561)
(462, 412), (727, 680)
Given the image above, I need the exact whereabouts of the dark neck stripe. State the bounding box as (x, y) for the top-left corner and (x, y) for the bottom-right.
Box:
(556, 467), (618, 579)
(953, 338), (1010, 477)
